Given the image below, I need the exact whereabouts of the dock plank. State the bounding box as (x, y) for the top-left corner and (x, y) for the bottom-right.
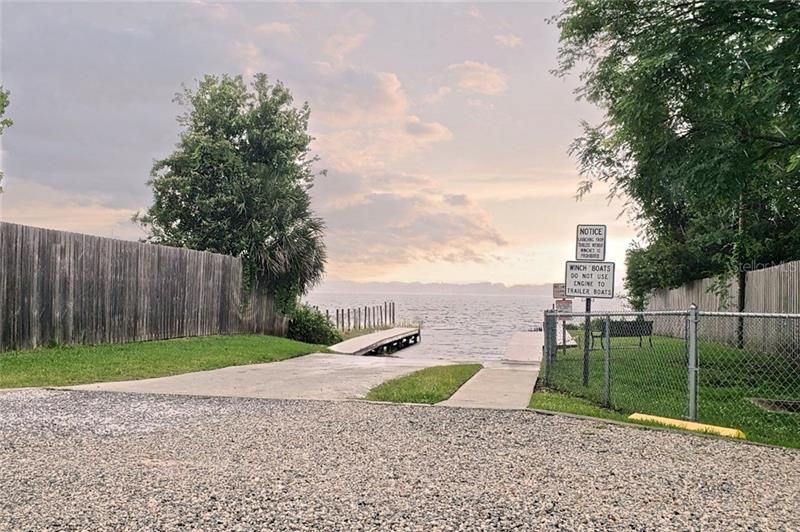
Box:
(329, 327), (420, 356)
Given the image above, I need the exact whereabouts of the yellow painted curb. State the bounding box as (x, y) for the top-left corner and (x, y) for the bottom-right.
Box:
(629, 413), (746, 440)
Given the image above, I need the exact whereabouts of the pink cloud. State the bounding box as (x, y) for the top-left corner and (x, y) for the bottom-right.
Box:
(422, 86), (452, 104)
(312, 173), (507, 278)
(323, 33), (366, 61)
(255, 22), (293, 35)
(494, 34), (523, 48)
(310, 69), (453, 173)
(448, 60), (508, 95)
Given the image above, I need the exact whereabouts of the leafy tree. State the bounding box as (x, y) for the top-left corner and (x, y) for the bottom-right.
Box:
(555, 0), (800, 307)
(0, 87), (13, 191)
(136, 74), (327, 311)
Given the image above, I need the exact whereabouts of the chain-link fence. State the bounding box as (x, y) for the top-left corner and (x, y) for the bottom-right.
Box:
(542, 307), (800, 447)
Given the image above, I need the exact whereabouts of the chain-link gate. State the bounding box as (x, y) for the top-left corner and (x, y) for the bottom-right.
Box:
(542, 307), (800, 447)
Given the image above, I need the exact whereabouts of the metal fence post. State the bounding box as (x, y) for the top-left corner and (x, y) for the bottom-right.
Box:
(604, 314), (611, 407)
(543, 310), (556, 386)
(687, 304), (699, 421)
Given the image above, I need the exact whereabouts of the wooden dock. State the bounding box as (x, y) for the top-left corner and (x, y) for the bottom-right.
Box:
(328, 327), (421, 356)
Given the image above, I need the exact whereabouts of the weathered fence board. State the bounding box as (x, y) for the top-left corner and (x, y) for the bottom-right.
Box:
(647, 260), (800, 348)
(0, 222), (287, 352)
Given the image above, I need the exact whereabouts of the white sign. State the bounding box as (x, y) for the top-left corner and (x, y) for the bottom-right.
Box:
(555, 298), (572, 318)
(552, 283), (566, 299)
(565, 261), (615, 299)
(576, 224), (607, 261)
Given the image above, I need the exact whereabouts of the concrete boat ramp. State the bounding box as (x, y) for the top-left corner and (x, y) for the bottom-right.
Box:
(71, 328), (551, 410)
(441, 331), (542, 409)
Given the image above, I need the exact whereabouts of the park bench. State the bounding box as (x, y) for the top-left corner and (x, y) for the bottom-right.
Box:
(591, 320), (654, 349)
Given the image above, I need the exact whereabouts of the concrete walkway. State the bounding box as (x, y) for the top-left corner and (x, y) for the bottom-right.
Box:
(439, 363), (539, 409)
(70, 353), (447, 401)
(440, 331), (542, 409)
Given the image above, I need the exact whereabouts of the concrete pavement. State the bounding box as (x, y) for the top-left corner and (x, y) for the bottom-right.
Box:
(70, 329), (543, 410)
(439, 331), (542, 409)
(439, 363), (539, 409)
(70, 353), (448, 401)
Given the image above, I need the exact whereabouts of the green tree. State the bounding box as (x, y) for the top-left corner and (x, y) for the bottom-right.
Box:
(0, 87), (13, 191)
(555, 0), (800, 306)
(136, 74), (327, 311)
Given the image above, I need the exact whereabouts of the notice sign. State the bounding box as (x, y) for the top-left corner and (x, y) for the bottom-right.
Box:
(576, 224), (607, 261)
(555, 298), (572, 316)
(565, 261), (615, 299)
(552, 283), (566, 299)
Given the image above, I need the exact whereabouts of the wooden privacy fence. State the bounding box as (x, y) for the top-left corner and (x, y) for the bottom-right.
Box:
(331, 302), (396, 332)
(0, 222), (287, 352)
(647, 260), (800, 349)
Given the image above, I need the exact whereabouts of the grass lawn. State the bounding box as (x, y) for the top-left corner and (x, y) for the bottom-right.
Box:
(544, 330), (800, 448)
(366, 364), (482, 404)
(529, 389), (630, 422)
(0, 335), (324, 389)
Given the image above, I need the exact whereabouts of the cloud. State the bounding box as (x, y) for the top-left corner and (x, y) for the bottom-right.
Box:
(447, 60), (508, 95)
(323, 33), (366, 61)
(494, 33), (523, 48)
(0, 179), (144, 240)
(311, 172), (506, 278)
(444, 194), (469, 206)
(422, 86), (451, 104)
(310, 68), (453, 173)
(404, 116), (452, 142)
(231, 41), (267, 78)
(255, 22), (292, 34)
(189, 1), (231, 21)
(466, 98), (495, 111)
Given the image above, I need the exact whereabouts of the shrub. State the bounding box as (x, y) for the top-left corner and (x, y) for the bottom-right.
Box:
(287, 304), (342, 346)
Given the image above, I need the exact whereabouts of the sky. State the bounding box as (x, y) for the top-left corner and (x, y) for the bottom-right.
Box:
(0, 1), (637, 287)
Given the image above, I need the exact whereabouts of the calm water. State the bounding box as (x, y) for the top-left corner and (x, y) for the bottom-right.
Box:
(305, 292), (625, 361)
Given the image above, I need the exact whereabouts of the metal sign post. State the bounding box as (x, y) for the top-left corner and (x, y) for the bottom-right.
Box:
(583, 298), (591, 385)
(565, 225), (614, 388)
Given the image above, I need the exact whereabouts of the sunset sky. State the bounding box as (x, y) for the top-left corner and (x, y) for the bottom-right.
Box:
(0, 1), (636, 286)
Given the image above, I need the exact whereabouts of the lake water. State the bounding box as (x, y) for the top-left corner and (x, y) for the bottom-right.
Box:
(305, 292), (626, 361)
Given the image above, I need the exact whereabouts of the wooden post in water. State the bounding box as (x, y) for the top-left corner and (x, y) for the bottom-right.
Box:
(347, 309), (351, 331)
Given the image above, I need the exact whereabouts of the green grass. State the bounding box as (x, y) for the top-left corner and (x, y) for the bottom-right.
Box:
(366, 364), (482, 404)
(0, 335), (324, 388)
(528, 389), (708, 434)
(544, 331), (800, 448)
(529, 389), (630, 422)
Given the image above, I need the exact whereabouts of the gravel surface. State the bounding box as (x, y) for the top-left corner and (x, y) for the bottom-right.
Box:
(1, 389), (798, 531)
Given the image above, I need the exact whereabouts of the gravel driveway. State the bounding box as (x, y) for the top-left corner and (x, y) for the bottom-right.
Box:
(1, 389), (798, 531)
